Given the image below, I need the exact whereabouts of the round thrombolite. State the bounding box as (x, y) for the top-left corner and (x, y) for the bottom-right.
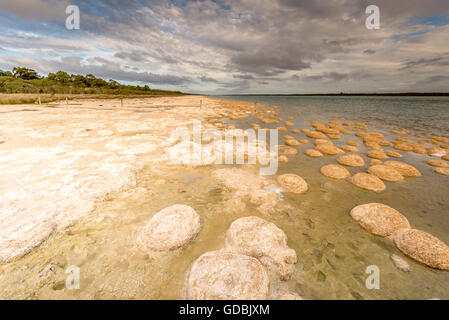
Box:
(368, 165), (404, 182)
(320, 164), (350, 180)
(279, 145), (298, 155)
(337, 154), (365, 167)
(386, 150), (402, 158)
(427, 147), (447, 157)
(305, 149), (323, 158)
(341, 145), (359, 153)
(369, 159), (383, 166)
(384, 161), (421, 177)
(184, 250), (270, 300)
(277, 174), (308, 194)
(316, 143), (344, 156)
(278, 155), (288, 163)
(392, 229), (449, 270)
(285, 139), (300, 147)
(427, 159), (449, 168)
(366, 149), (388, 160)
(139, 204), (200, 252)
(394, 143), (413, 152)
(442, 154), (449, 161)
(306, 131), (325, 139)
(350, 173), (386, 192)
(347, 140), (359, 146)
(350, 203), (410, 237)
(435, 167), (449, 175)
(225, 216), (297, 279)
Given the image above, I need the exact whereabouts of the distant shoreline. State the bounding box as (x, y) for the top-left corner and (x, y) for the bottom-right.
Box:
(215, 93), (449, 97)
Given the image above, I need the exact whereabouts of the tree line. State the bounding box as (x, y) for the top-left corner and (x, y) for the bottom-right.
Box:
(0, 67), (181, 95)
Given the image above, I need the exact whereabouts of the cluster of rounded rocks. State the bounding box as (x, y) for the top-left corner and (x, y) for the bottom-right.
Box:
(139, 204), (300, 300)
(350, 203), (449, 271)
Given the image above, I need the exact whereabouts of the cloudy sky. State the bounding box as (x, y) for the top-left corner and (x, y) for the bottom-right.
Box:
(0, 0), (448, 94)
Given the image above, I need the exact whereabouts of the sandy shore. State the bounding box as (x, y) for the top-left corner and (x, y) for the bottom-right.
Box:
(0, 95), (254, 263)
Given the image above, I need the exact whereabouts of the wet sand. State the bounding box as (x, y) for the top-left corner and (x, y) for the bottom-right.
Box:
(0, 96), (448, 299)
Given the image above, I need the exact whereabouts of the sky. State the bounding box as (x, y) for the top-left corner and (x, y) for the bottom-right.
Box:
(0, 0), (448, 94)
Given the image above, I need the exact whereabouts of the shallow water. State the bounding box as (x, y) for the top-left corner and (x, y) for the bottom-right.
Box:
(1, 96), (449, 299)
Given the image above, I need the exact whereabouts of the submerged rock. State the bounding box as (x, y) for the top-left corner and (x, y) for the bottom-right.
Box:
(225, 216), (297, 279)
(434, 167), (449, 176)
(212, 168), (268, 195)
(393, 229), (449, 270)
(320, 164), (350, 180)
(350, 173), (386, 192)
(277, 174), (308, 194)
(184, 250), (270, 300)
(350, 203), (410, 237)
(384, 161), (421, 177)
(427, 159), (449, 168)
(278, 155), (289, 163)
(139, 204), (200, 252)
(391, 254), (411, 272)
(368, 165), (404, 182)
(337, 154), (365, 167)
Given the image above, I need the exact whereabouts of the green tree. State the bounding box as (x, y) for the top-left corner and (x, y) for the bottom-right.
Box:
(12, 67), (39, 80)
(54, 70), (70, 83)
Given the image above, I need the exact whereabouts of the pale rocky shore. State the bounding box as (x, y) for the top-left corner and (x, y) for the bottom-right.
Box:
(0, 96), (249, 263)
(0, 95), (448, 300)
